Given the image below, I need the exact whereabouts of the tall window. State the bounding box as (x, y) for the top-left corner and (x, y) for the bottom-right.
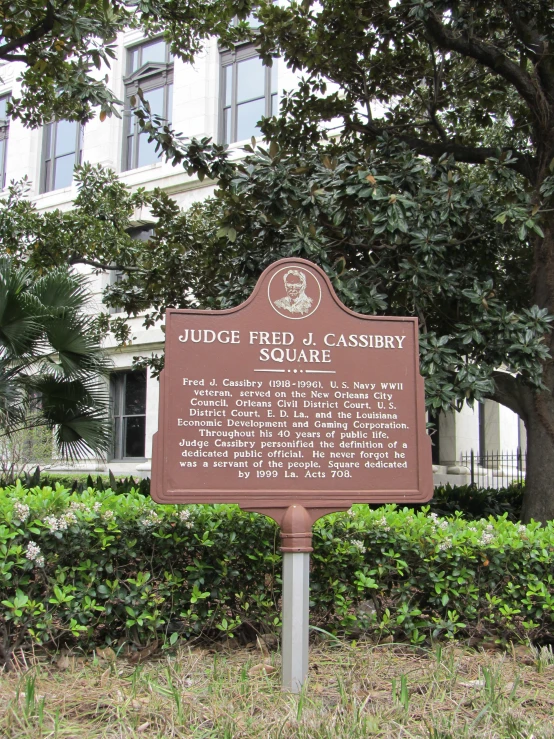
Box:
(220, 47), (278, 144)
(110, 370), (147, 459)
(41, 120), (83, 192)
(124, 39), (173, 171)
(0, 94), (10, 189)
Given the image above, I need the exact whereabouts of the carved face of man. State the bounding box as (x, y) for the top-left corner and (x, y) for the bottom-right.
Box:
(284, 278), (304, 300)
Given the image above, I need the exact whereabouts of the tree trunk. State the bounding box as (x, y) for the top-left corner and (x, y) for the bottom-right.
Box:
(521, 396), (554, 523)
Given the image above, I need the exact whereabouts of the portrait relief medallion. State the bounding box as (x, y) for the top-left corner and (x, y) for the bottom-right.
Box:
(267, 265), (322, 319)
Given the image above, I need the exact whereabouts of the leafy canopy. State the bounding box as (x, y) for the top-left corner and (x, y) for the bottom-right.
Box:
(0, 0), (256, 126)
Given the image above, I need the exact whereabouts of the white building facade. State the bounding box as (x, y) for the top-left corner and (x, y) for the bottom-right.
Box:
(0, 31), (525, 486)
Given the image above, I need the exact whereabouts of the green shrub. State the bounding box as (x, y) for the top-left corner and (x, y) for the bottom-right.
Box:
(1, 468), (150, 496)
(5, 471), (526, 521)
(415, 482), (524, 521)
(1, 484), (552, 666)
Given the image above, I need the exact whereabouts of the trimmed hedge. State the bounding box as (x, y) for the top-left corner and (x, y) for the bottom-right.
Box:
(3, 468), (150, 496)
(4, 470), (526, 520)
(1, 483), (553, 665)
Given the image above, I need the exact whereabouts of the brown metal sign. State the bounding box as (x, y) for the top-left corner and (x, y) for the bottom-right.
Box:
(151, 258), (433, 519)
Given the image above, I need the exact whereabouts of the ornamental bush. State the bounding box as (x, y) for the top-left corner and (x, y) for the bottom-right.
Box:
(2, 471), (526, 520)
(1, 484), (553, 666)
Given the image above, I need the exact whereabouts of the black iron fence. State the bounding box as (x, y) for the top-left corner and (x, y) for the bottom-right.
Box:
(459, 449), (526, 488)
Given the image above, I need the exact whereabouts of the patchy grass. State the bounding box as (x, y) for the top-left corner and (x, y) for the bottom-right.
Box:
(1, 640), (553, 738)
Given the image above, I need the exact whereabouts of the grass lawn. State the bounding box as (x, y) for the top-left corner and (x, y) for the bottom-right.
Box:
(1, 639), (553, 738)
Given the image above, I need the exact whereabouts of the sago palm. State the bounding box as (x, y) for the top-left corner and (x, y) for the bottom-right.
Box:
(0, 257), (111, 460)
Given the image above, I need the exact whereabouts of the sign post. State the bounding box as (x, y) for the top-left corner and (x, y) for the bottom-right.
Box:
(151, 258), (433, 692)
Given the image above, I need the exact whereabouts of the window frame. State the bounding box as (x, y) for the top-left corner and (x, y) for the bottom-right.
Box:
(0, 93), (10, 190)
(110, 369), (147, 461)
(40, 120), (83, 194)
(219, 45), (277, 145)
(123, 38), (174, 172)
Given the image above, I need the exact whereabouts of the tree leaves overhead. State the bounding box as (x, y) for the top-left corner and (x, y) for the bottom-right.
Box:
(0, 0), (257, 126)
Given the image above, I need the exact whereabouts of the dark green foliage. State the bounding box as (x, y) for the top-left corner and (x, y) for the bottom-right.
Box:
(38, 472), (150, 497)
(0, 1), (255, 126)
(417, 483), (525, 522)
(1, 485), (552, 666)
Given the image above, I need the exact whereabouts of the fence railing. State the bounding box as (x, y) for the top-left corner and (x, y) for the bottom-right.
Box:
(459, 449), (526, 488)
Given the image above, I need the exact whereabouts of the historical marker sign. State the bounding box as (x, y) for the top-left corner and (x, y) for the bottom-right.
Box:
(151, 258), (433, 513)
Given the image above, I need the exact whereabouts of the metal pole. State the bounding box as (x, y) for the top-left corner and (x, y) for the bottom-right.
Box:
(281, 551), (310, 692)
(279, 504), (313, 694)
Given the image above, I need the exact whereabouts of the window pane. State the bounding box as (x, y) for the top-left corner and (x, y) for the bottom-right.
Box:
(142, 40), (166, 66)
(124, 371), (146, 415)
(44, 122), (53, 159)
(143, 85), (165, 117)
(0, 96), (8, 120)
(223, 107), (231, 144)
(0, 139), (4, 181)
(224, 64), (232, 107)
(114, 416), (122, 458)
(237, 98), (265, 141)
(129, 48), (139, 74)
(43, 159), (51, 192)
(271, 63), (278, 94)
(111, 376), (121, 417)
(271, 93), (278, 117)
(237, 57), (265, 103)
(55, 120), (78, 157)
(53, 153), (75, 189)
(246, 12), (261, 28)
(166, 83), (173, 123)
(137, 131), (160, 167)
(124, 416), (146, 457)
(126, 134), (134, 170)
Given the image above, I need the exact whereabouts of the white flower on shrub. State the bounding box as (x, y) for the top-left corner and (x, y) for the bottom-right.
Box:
(102, 509), (115, 521)
(376, 516), (390, 531)
(351, 539), (366, 553)
(69, 501), (101, 516)
(438, 540), (453, 551)
(479, 524), (495, 546)
(13, 502), (30, 522)
(178, 509), (194, 527)
(140, 511), (161, 527)
(69, 502), (87, 513)
(44, 515), (68, 532)
(25, 541), (45, 567)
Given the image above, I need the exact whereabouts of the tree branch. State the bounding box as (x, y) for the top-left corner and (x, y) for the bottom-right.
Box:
(490, 370), (532, 422)
(423, 12), (547, 116)
(1, 54), (30, 63)
(68, 258), (140, 272)
(346, 119), (537, 182)
(500, 0), (554, 102)
(0, 3), (56, 59)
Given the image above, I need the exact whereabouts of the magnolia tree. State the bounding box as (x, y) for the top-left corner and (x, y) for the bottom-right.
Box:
(129, 0), (554, 522)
